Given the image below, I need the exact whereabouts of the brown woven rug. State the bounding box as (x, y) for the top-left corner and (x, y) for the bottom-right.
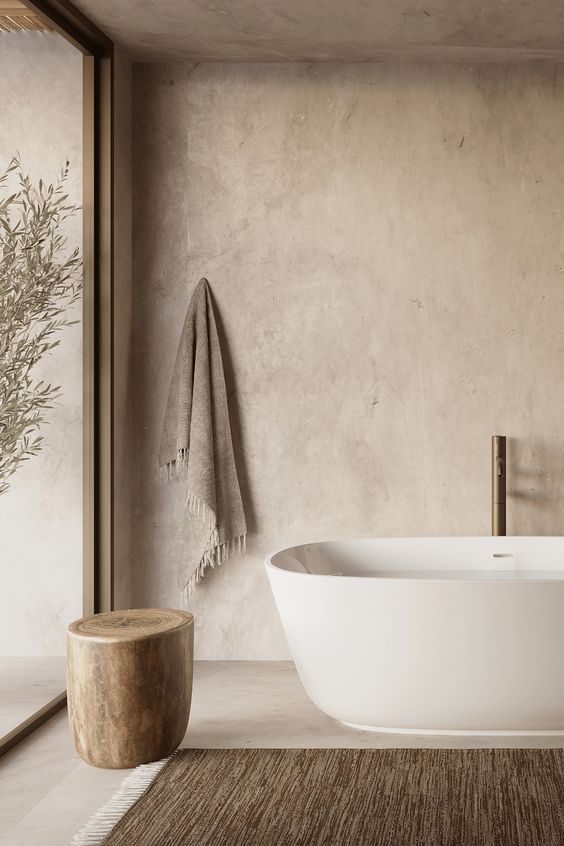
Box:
(74, 748), (564, 846)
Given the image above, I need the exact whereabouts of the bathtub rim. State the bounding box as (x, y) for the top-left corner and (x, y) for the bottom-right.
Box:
(265, 535), (564, 583)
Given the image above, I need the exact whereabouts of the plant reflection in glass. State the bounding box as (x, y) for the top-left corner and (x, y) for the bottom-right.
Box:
(0, 157), (82, 495)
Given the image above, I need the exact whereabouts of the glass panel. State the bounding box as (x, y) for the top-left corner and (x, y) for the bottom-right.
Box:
(0, 26), (83, 739)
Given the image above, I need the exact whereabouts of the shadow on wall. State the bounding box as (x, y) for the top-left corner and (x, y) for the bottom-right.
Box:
(510, 437), (564, 535)
(209, 286), (257, 536)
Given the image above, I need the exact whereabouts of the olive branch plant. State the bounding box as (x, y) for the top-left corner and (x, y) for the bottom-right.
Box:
(0, 156), (82, 496)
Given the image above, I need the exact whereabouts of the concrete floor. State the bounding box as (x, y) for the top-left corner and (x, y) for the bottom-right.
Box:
(2, 661), (564, 846)
(0, 657), (66, 738)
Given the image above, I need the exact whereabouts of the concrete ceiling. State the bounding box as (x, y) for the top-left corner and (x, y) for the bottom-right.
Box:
(70, 0), (564, 62)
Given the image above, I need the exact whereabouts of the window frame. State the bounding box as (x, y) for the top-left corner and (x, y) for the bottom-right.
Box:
(0, 0), (114, 757)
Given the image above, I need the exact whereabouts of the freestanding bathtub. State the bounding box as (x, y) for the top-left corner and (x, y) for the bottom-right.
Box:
(265, 537), (564, 735)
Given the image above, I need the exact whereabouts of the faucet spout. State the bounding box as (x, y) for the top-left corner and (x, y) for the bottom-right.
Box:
(492, 435), (506, 536)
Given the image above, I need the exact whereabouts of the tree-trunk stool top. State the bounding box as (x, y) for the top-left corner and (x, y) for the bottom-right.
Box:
(68, 608), (192, 641)
(67, 608), (194, 769)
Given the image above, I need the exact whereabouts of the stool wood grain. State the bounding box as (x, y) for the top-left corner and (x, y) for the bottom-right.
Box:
(67, 609), (193, 768)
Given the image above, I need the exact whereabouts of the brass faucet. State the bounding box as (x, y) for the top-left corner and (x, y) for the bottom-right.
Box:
(492, 435), (506, 536)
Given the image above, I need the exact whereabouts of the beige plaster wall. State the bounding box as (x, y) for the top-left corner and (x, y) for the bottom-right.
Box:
(129, 62), (564, 658)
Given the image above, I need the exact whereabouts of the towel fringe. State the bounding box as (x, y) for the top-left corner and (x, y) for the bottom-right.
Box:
(70, 755), (174, 846)
(159, 449), (188, 483)
(160, 474), (247, 598)
(185, 490), (217, 531)
(183, 533), (247, 598)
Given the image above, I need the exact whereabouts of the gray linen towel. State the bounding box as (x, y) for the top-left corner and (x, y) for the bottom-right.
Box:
(159, 278), (246, 593)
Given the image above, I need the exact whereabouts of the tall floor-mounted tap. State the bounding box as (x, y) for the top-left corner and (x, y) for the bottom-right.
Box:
(492, 435), (506, 536)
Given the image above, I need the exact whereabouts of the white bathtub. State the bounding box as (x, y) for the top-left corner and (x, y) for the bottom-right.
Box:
(266, 537), (564, 735)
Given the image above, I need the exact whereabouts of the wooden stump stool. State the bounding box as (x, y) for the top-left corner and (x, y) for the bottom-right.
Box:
(67, 608), (193, 769)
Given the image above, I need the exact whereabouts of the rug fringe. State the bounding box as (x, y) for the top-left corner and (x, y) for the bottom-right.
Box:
(70, 755), (174, 845)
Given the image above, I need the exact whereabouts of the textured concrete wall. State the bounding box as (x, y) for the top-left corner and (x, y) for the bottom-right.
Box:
(0, 33), (83, 656)
(130, 62), (564, 659)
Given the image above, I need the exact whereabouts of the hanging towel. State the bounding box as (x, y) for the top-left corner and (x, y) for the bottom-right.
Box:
(159, 278), (246, 594)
